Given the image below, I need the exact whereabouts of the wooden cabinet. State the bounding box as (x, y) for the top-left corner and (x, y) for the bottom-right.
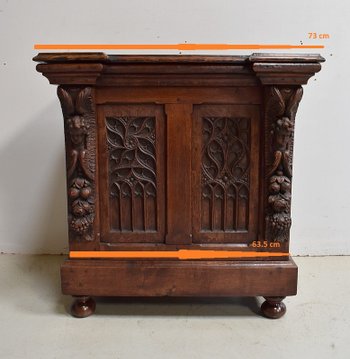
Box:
(34, 53), (324, 318)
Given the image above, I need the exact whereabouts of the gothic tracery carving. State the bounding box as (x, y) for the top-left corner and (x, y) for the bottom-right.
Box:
(201, 117), (250, 231)
(106, 116), (158, 231)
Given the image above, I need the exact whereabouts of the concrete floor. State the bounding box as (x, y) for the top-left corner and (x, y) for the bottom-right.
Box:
(0, 255), (349, 359)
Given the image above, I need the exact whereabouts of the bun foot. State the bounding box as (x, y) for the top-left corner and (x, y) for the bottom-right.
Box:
(261, 296), (286, 319)
(71, 296), (96, 318)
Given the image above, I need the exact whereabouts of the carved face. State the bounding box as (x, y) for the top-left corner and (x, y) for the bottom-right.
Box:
(68, 115), (88, 146)
(275, 116), (294, 150)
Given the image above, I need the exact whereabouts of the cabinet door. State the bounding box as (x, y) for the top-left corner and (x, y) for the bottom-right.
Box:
(98, 104), (166, 243)
(192, 105), (260, 244)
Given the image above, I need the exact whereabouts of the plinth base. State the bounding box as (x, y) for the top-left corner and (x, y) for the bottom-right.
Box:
(61, 257), (297, 318)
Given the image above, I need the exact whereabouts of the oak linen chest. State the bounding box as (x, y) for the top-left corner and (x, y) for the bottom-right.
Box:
(34, 52), (324, 318)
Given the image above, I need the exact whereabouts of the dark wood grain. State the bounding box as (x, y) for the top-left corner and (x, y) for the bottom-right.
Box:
(61, 258), (297, 297)
(249, 53), (325, 63)
(95, 87), (262, 105)
(33, 52), (108, 62)
(33, 52), (325, 64)
(34, 53), (323, 86)
(165, 104), (193, 244)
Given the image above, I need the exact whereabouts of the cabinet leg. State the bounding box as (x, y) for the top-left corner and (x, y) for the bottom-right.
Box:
(261, 296), (286, 319)
(71, 296), (96, 318)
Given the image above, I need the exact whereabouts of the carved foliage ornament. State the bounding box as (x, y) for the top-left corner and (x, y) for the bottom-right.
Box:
(265, 86), (303, 242)
(57, 87), (96, 241)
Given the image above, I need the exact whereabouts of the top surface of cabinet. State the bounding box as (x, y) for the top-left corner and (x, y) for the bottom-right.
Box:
(33, 52), (325, 63)
(34, 52), (325, 86)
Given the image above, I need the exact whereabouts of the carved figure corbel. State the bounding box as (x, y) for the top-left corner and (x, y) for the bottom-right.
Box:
(58, 87), (95, 241)
(265, 86), (303, 242)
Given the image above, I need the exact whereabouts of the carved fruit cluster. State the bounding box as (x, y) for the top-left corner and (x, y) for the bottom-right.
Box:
(268, 173), (291, 210)
(68, 177), (93, 235)
(266, 172), (292, 241)
(268, 213), (292, 235)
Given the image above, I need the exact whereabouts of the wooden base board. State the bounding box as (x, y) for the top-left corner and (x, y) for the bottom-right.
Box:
(61, 257), (297, 297)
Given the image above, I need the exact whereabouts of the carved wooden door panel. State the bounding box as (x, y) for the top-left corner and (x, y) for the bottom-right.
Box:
(98, 104), (166, 243)
(192, 105), (260, 244)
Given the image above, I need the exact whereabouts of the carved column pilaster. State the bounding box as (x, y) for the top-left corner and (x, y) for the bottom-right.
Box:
(57, 86), (96, 242)
(263, 86), (303, 242)
(250, 53), (324, 244)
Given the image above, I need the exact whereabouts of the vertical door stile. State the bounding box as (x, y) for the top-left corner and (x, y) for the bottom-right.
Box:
(165, 103), (193, 244)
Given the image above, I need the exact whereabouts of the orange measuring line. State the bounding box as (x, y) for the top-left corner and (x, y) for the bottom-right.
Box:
(34, 43), (324, 50)
(70, 249), (289, 260)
